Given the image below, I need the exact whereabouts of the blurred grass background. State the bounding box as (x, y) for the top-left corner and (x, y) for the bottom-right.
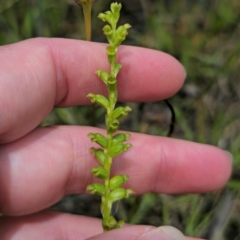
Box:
(1, 0), (240, 239)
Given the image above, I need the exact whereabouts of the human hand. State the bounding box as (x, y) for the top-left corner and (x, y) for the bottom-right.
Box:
(0, 38), (231, 239)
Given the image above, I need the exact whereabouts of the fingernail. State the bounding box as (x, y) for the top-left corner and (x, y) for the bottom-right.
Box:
(139, 226), (186, 240)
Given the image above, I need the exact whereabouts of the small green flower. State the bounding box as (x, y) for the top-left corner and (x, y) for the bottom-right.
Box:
(112, 106), (132, 119)
(112, 133), (131, 144)
(108, 119), (119, 134)
(87, 93), (110, 109)
(88, 133), (108, 148)
(90, 148), (106, 165)
(87, 183), (105, 196)
(91, 166), (109, 179)
(110, 175), (129, 189)
(109, 188), (134, 202)
(109, 143), (132, 157)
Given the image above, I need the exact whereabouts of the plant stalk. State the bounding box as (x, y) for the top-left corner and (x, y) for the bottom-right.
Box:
(80, 0), (93, 41)
(101, 51), (118, 231)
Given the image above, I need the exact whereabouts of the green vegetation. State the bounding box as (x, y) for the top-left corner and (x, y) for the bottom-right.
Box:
(1, 0), (239, 239)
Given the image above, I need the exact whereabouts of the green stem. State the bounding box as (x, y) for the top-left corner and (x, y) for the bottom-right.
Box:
(102, 153), (112, 231)
(81, 1), (92, 41)
(101, 50), (118, 232)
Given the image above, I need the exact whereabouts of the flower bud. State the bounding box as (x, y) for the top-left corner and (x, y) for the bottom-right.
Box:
(108, 119), (119, 134)
(107, 75), (116, 85)
(109, 143), (132, 157)
(87, 93), (109, 109)
(90, 148), (106, 165)
(110, 3), (121, 23)
(114, 24), (131, 47)
(115, 28), (125, 44)
(106, 46), (116, 55)
(91, 166), (109, 179)
(103, 25), (112, 36)
(98, 13), (106, 22)
(104, 14), (114, 27)
(96, 70), (109, 84)
(109, 188), (134, 202)
(112, 106), (132, 119)
(112, 133), (131, 144)
(110, 175), (129, 189)
(87, 183), (105, 196)
(123, 23), (131, 30)
(110, 2), (122, 14)
(88, 133), (108, 148)
(105, 10), (112, 16)
(102, 216), (117, 230)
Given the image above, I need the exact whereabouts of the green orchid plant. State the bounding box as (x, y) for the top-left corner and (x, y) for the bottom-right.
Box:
(77, 1), (134, 232)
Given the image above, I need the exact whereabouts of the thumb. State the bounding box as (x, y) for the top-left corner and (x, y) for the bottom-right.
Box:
(138, 226), (187, 240)
(86, 225), (186, 240)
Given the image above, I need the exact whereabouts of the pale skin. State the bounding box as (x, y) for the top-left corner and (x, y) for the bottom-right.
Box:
(0, 38), (232, 239)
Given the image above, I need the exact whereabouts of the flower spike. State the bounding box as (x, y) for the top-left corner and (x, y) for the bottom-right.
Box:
(86, 3), (133, 231)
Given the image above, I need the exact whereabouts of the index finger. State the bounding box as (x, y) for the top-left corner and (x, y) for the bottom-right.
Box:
(0, 38), (185, 143)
